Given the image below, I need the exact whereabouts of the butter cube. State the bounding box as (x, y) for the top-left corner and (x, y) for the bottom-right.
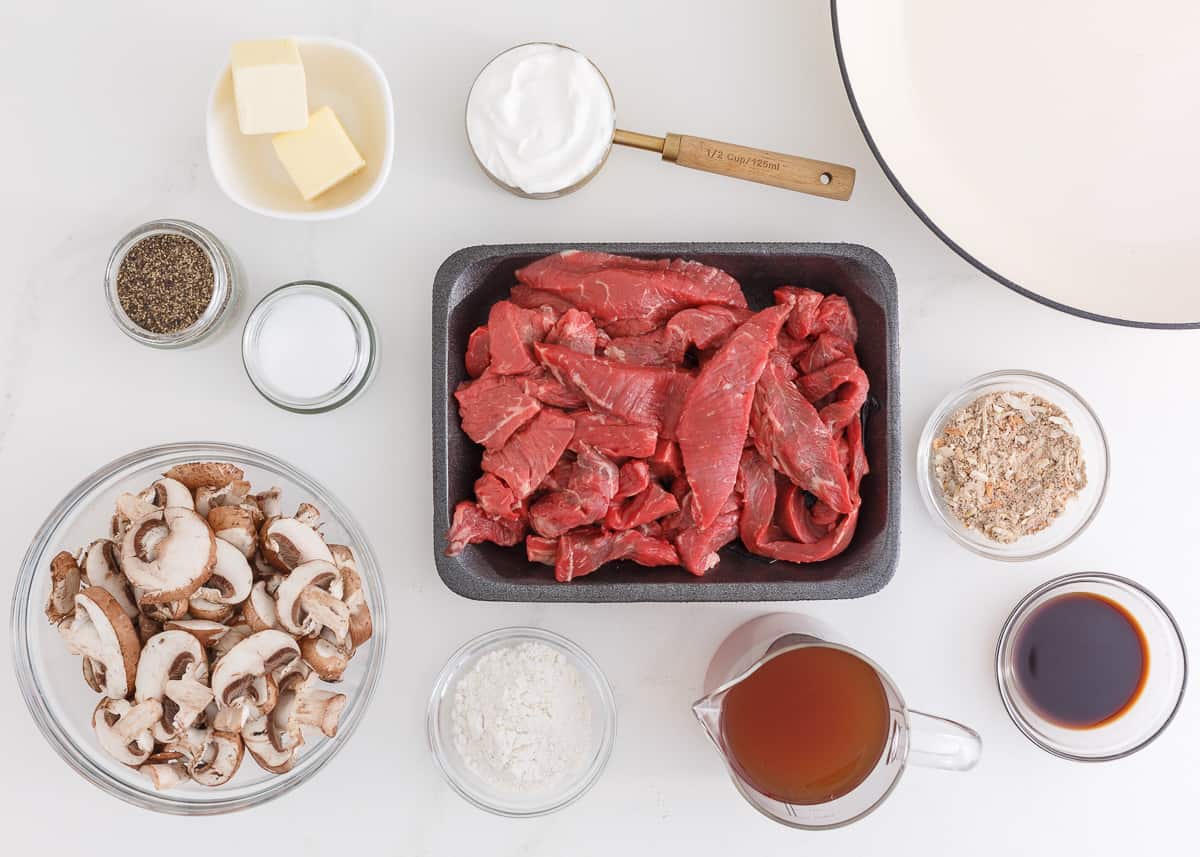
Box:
(272, 106), (367, 201)
(231, 39), (309, 135)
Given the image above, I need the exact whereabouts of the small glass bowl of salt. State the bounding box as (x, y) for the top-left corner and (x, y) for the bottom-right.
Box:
(427, 627), (617, 817)
(242, 281), (378, 413)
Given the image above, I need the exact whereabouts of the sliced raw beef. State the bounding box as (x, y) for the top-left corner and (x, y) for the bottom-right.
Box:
(794, 332), (854, 375)
(648, 439), (683, 479)
(812, 294), (858, 343)
(521, 370), (588, 410)
(750, 352), (853, 513)
(602, 329), (675, 367)
(526, 535), (559, 565)
(665, 490), (741, 576)
(777, 483), (828, 544)
(555, 527), (680, 582)
(536, 343), (693, 436)
(474, 473), (521, 519)
(486, 300), (557, 375)
(676, 304), (791, 528)
(516, 250), (747, 329)
(738, 450), (859, 563)
(446, 502), (527, 555)
(616, 460), (651, 499)
(797, 357), (869, 433)
(481, 409), (576, 501)
(529, 446), (619, 538)
(454, 375), (541, 450)
(545, 308), (598, 354)
(509, 284), (576, 314)
(570, 412), (658, 459)
(775, 286), (825, 341)
(604, 305), (752, 367)
(604, 482), (679, 531)
(465, 326), (490, 378)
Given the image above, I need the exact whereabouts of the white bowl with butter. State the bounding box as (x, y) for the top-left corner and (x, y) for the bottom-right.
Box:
(207, 36), (394, 220)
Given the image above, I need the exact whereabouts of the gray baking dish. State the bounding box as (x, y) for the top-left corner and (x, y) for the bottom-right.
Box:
(432, 243), (899, 602)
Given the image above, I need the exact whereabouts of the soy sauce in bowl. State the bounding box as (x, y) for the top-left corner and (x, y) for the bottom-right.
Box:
(1013, 592), (1148, 729)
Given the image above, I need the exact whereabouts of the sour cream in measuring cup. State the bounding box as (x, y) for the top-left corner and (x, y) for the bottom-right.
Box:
(466, 43), (616, 196)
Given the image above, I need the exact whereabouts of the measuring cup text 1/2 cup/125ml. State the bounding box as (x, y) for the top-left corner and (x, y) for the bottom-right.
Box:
(692, 614), (981, 830)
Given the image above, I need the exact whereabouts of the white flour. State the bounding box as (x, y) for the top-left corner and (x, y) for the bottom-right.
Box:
(451, 640), (592, 793)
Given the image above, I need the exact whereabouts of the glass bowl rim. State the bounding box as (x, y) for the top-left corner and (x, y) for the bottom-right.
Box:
(425, 625), (617, 817)
(916, 368), (1110, 561)
(994, 571), (1188, 762)
(10, 440), (389, 814)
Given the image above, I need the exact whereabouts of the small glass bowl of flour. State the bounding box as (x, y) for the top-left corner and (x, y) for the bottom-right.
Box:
(427, 627), (616, 816)
(242, 281), (378, 412)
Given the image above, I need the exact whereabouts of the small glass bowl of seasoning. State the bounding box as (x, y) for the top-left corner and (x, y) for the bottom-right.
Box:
(917, 370), (1110, 561)
(104, 219), (238, 347)
(996, 572), (1187, 761)
(242, 281), (377, 413)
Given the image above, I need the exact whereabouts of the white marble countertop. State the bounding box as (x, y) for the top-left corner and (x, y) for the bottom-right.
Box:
(1, 1), (1196, 852)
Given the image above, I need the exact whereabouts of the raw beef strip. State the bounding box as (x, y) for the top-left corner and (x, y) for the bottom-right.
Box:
(616, 460), (651, 499)
(604, 482), (680, 531)
(676, 304), (791, 528)
(521, 370), (588, 410)
(486, 300), (557, 375)
(665, 490), (741, 576)
(570, 412), (658, 459)
(738, 450), (859, 563)
(538, 458), (576, 493)
(778, 483), (828, 544)
(454, 375), (541, 450)
(446, 501), (527, 555)
(555, 527), (680, 582)
(528, 446), (619, 538)
(797, 357), (869, 433)
(515, 250), (747, 329)
(474, 473), (521, 519)
(604, 305), (752, 367)
(481, 409), (576, 501)
(750, 352), (853, 513)
(535, 342), (693, 437)
(775, 286), (824, 340)
(545, 308), (598, 354)
(509, 284), (576, 314)
(648, 439), (683, 479)
(526, 536), (558, 565)
(794, 332), (854, 375)
(465, 326), (490, 378)
(812, 294), (858, 344)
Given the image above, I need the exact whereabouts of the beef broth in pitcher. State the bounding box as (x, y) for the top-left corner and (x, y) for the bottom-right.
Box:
(720, 645), (891, 805)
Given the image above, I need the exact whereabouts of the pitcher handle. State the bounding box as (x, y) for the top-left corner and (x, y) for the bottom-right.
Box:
(906, 710), (982, 771)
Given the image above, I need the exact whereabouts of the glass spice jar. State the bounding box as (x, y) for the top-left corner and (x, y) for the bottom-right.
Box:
(103, 219), (239, 348)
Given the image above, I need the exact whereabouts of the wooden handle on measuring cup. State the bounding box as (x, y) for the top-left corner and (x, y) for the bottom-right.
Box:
(662, 133), (855, 200)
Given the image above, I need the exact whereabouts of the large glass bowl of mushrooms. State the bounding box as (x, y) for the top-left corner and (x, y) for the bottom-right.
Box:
(10, 442), (387, 814)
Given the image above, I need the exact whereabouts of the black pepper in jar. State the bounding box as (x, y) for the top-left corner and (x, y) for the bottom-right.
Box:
(116, 234), (215, 334)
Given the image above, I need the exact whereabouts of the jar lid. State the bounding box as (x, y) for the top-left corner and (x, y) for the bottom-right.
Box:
(242, 281), (377, 413)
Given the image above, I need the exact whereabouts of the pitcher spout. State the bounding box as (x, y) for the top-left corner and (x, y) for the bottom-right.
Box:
(691, 693), (723, 745)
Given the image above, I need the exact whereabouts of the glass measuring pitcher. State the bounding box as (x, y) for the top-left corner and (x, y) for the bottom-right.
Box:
(692, 614), (982, 830)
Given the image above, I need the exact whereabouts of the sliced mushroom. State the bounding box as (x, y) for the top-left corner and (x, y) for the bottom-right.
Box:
(147, 477), (195, 510)
(189, 730), (244, 786)
(138, 593), (189, 623)
(341, 566), (373, 649)
(210, 630), (299, 712)
(93, 697), (162, 765)
(211, 672), (277, 732)
(81, 657), (104, 693)
(45, 551), (81, 624)
(254, 488), (282, 519)
(272, 672), (346, 750)
(121, 507), (216, 603)
(294, 503), (321, 528)
(163, 462), (245, 492)
(188, 595), (235, 623)
(164, 618), (229, 649)
(274, 560), (349, 640)
(210, 623), (250, 661)
(60, 588), (141, 698)
(113, 492), (158, 539)
(140, 761), (191, 791)
(208, 506), (258, 558)
(299, 632), (351, 682)
(259, 516), (332, 572)
(136, 614), (163, 645)
(242, 715), (297, 774)
(195, 479), (252, 518)
(241, 581), (280, 632)
(80, 539), (138, 619)
(135, 630), (214, 742)
(193, 538), (253, 606)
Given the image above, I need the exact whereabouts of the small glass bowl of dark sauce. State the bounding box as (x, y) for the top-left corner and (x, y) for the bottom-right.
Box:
(997, 572), (1186, 761)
